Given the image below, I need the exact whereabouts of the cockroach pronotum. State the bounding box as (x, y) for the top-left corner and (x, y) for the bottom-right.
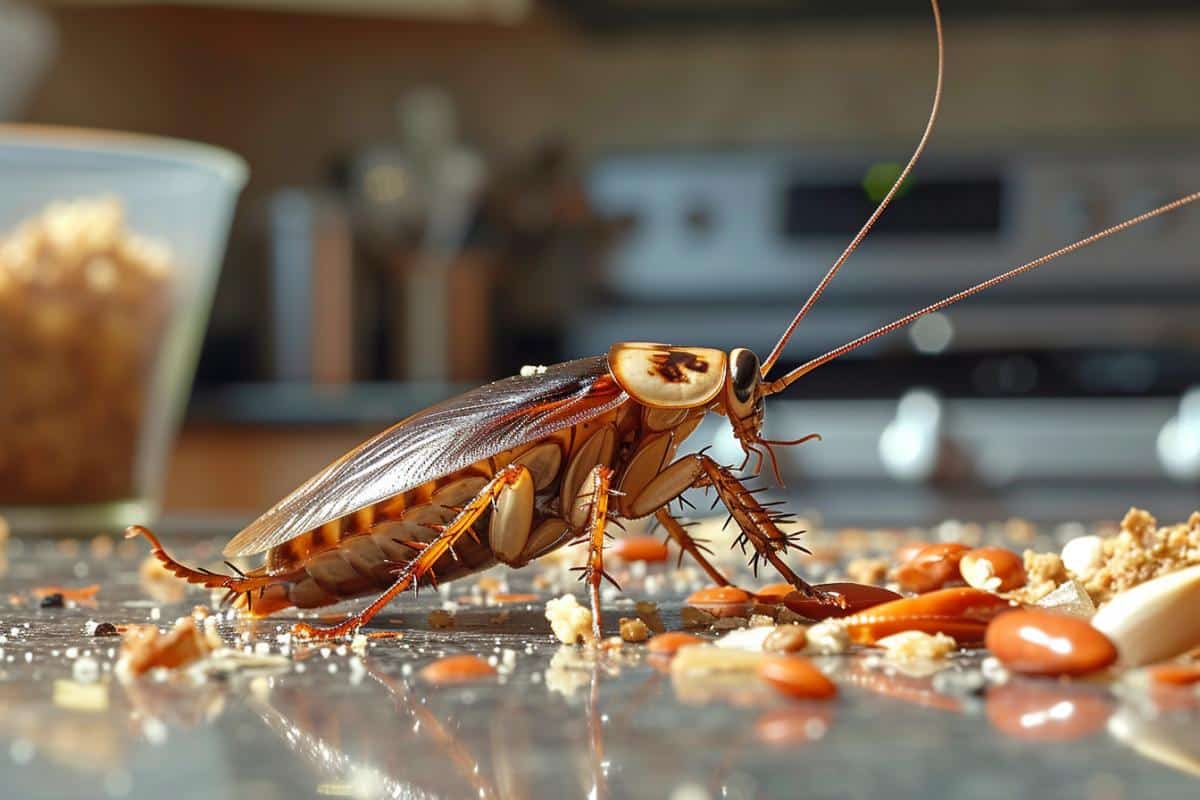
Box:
(130, 0), (1200, 641)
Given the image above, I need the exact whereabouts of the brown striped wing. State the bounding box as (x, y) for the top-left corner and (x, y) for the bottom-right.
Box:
(223, 357), (626, 557)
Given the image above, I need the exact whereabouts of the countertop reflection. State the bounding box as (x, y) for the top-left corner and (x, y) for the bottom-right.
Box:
(1, 533), (1198, 800)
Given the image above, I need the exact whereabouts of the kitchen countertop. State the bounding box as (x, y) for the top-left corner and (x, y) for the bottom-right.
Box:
(1, 529), (1198, 800)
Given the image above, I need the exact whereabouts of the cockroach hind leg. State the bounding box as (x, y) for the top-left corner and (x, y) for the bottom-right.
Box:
(124, 525), (273, 594)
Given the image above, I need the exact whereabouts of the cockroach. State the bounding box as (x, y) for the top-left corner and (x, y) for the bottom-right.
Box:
(130, 0), (1200, 641)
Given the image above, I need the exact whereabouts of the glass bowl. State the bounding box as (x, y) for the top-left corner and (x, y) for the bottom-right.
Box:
(0, 125), (247, 534)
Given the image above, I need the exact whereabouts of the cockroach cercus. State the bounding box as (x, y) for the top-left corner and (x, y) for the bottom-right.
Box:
(130, 0), (1200, 641)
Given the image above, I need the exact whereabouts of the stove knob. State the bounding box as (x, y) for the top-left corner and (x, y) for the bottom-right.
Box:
(879, 388), (944, 483)
(1157, 387), (1200, 481)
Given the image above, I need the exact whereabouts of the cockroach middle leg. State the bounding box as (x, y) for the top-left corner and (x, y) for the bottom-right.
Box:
(293, 464), (532, 640)
(570, 465), (617, 642)
(654, 507), (732, 587)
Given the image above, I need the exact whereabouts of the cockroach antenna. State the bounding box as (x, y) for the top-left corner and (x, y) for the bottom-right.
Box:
(760, 0), (945, 377)
(761, 0), (1200, 394)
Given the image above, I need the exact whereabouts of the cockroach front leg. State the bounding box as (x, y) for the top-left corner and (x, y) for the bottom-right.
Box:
(569, 465), (618, 642)
(293, 464), (534, 640)
(694, 455), (832, 602)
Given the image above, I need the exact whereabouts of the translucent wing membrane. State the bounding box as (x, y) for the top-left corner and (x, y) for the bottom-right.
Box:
(223, 357), (626, 557)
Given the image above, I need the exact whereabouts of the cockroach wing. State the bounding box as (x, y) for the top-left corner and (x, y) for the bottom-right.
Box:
(223, 357), (626, 557)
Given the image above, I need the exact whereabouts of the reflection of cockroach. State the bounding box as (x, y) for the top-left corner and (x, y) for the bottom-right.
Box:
(131, 0), (1200, 641)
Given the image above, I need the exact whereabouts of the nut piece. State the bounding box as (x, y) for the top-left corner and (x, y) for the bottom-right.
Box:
(763, 625), (808, 654)
(544, 594), (595, 645)
(1060, 535), (1104, 581)
(685, 586), (753, 618)
(611, 536), (670, 563)
(960, 547), (1026, 592)
(985, 609), (1117, 676)
(646, 631), (705, 655)
(758, 655), (838, 700)
(893, 543), (969, 593)
(619, 617), (650, 643)
(635, 600), (666, 633)
(1091, 564), (1200, 667)
(118, 617), (214, 677)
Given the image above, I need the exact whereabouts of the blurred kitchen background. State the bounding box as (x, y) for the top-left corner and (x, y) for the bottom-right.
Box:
(5, 0), (1200, 530)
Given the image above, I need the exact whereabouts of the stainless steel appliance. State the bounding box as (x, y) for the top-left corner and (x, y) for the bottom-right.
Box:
(572, 144), (1200, 524)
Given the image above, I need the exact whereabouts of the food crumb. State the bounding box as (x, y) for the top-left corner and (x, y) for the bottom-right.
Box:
(428, 609), (456, 629)
(763, 625), (808, 654)
(875, 630), (957, 662)
(805, 620), (851, 654)
(1005, 550), (1069, 604)
(635, 600), (666, 633)
(544, 594), (594, 645)
(619, 617), (650, 643)
(85, 620), (119, 637)
(117, 616), (214, 677)
(1082, 508), (1200, 604)
(680, 606), (718, 628)
(138, 554), (186, 604)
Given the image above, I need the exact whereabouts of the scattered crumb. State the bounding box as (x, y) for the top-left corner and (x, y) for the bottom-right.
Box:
(1060, 535), (1104, 581)
(619, 617), (650, 643)
(350, 634), (368, 657)
(1005, 550), (1069, 604)
(710, 616), (749, 631)
(1082, 508), (1200, 605)
(748, 614), (776, 628)
(670, 644), (765, 676)
(714, 625), (775, 652)
(85, 620), (119, 637)
(118, 617), (214, 677)
(545, 594), (594, 645)
(876, 631), (957, 663)
(805, 620), (851, 655)
(680, 606), (718, 628)
(763, 625), (808, 654)
(635, 600), (666, 634)
(846, 557), (889, 586)
(428, 609), (456, 629)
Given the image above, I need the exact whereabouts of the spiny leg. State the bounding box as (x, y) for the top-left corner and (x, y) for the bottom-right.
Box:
(570, 465), (617, 642)
(125, 525), (278, 607)
(293, 464), (533, 640)
(653, 507), (732, 588)
(694, 454), (832, 601)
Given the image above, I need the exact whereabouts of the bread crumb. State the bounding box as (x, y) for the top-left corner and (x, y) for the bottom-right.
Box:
(876, 630), (956, 662)
(544, 594), (594, 644)
(138, 554), (186, 604)
(1005, 550), (1068, 604)
(619, 617), (650, 643)
(805, 620), (851, 654)
(1082, 508), (1200, 605)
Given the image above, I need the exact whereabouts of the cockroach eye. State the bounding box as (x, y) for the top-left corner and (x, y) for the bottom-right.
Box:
(729, 348), (761, 406)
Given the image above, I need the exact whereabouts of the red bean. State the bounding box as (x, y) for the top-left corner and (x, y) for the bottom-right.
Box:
(894, 543), (970, 593)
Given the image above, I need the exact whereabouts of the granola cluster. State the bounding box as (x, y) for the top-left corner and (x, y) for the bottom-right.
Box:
(1077, 508), (1200, 605)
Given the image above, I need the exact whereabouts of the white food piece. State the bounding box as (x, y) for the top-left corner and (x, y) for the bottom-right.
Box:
(1091, 564), (1200, 667)
(959, 553), (1002, 592)
(1060, 535), (1104, 580)
(1036, 579), (1097, 619)
(714, 625), (775, 653)
(875, 631), (956, 662)
(805, 620), (851, 655)
(544, 594), (595, 645)
(670, 644), (765, 676)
